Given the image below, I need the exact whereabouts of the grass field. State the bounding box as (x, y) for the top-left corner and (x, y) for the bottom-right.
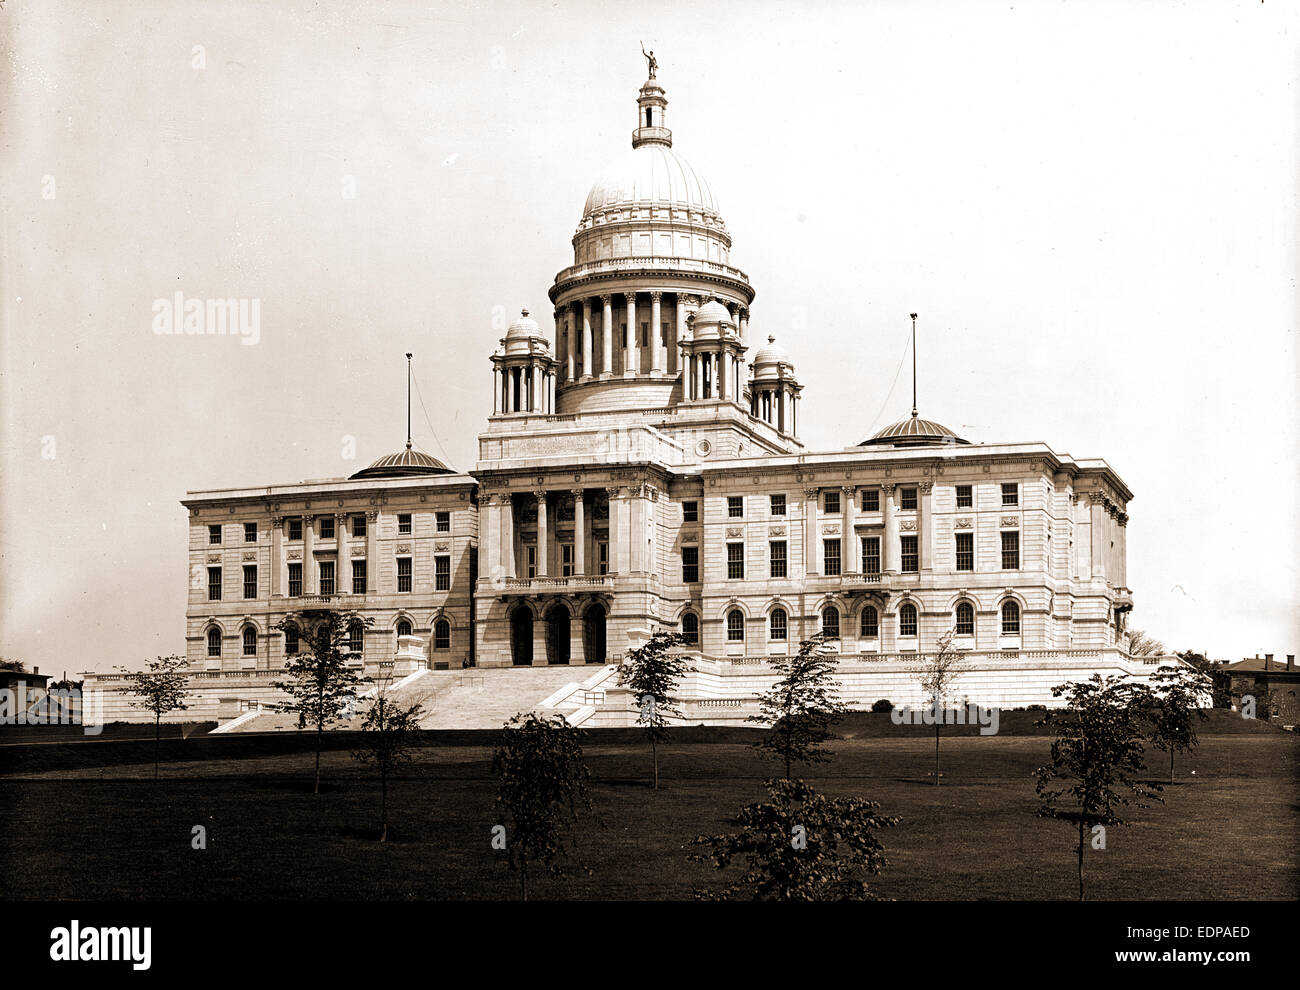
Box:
(2, 713), (1296, 900)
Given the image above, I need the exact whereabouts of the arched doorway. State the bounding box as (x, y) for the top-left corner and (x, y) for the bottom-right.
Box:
(510, 606), (534, 666)
(582, 603), (607, 664)
(545, 604), (571, 665)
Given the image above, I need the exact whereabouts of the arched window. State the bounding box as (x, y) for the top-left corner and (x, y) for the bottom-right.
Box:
(821, 605), (840, 640)
(726, 608), (745, 642)
(241, 627), (257, 657)
(898, 603), (918, 638)
(207, 627), (222, 658)
(680, 612), (699, 645)
(347, 622), (364, 654)
(283, 624), (299, 656)
(860, 605), (879, 638)
(396, 619), (412, 639)
(955, 602), (975, 637)
(769, 607), (788, 641)
(434, 619), (451, 651)
(1001, 600), (1021, 636)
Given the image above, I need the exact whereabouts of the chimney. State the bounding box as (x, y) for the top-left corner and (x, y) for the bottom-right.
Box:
(1265, 653), (1274, 671)
(1288, 655), (1295, 672)
(33, 666), (39, 675)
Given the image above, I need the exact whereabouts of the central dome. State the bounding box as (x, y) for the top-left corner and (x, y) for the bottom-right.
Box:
(582, 144), (722, 223)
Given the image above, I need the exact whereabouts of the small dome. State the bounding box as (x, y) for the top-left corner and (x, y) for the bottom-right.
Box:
(859, 413), (970, 448)
(349, 446), (454, 479)
(691, 298), (733, 338)
(501, 308), (549, 356)
(751, 335), (794, 382)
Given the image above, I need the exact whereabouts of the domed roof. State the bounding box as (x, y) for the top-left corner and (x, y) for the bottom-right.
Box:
(752, 335), (789, 366)
(582, 144), (722, 223)
(691, 298), (733, 339)
(859, 413), (970, 448)
(500, 308), (550, 357)
(349, 445), (454, 479)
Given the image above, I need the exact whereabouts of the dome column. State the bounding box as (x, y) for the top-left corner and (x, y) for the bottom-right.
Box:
(650, 292), (663, 374)
(601, 295), (613, 378)
(581, 299), (593, 378)
(560, 308), (573, 384)
(624, 293), (639, 377)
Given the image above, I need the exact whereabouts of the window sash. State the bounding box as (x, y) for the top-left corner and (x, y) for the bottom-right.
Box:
(769, 494), (786, 516)
(823, 491), (840, 514)
(352, 560), (366, 595)
(823, 538), (842, 576)
(726, 542), (745, 579)
(900, 488), (917, 510)
(726, 612), (745, 641)
(1002, 603), (1021, 635)
(319, 517), (334, 539)
(861, 490), (880, 512)
(1001, 532), (1020, 570)
(821, 608), (840, 640)
(208, 525), (222, 545)
(955, 532), (974, 571)
(207, 567), (222, 601)
(397, 557), (412, 593)
(899, 606), (918, 637)
(288, 563), (302, 598)
(434, 622), (450, 650)
(956, 604), (975, 636)
(398, 514), (412, 535)
(861, 537), (881, 574)
(860, 608), (879, 638)
(244, 523), (257, 543)
(682, 501), (698, 522)
(242, 565), (257, 600)
(956, 485), (973, 508)
(435, 555), (451, 591)
(352, 515), (367, 537)
(727, 496), (743, 518)
(319, 562), (335, 596)
(769, 541), (787, 578)
(436, 512), (450, 532)
(1001, 483), (1019, 506)
(900, 535), (918, 573)
(770, 610), (787, 640)
(681, 546), (699, 584)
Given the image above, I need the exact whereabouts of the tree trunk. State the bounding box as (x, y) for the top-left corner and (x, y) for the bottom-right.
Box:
(154, 713), (161, 781)
(1077, 819), (1086, 901)
(314, 721), (323, 794)
(520, 852), (528, 902)
(1170, 747), (1175, 785)
(651, 735), (659, 790)
(380, 766), (388, 842)
(934, 720), (941, 786)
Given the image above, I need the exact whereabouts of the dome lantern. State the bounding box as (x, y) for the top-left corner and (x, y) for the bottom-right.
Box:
(632, 77), (671, 149)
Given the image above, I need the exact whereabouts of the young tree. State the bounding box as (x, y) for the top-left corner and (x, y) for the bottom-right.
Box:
(352, 684), (424, 842)
(1035, 674), (1163, 900)
(274, 609), (371, 794)
(120, 654), (191, 780)
(749, 633), (848, 779)
(690, 777), (899, 900)
(617, 631), (690, 789)
(1125, 627), (1165, 657)
(915, 629), (965, 786)
(492, 712), (594, 901)
(1146, 663), (1210, 783)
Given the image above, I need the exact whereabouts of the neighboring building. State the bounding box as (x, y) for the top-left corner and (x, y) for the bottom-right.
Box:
(1225, 654), (1300, 723)
(83, 65), (1158, 724)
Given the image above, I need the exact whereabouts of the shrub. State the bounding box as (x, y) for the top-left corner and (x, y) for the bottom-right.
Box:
(871, 699), (894, 713)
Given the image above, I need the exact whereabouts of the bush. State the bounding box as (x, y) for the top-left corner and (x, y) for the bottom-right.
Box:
(871, 699), (894, 713)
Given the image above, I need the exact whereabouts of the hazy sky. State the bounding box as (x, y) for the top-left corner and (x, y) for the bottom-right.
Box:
(1, 0), (1296, 675)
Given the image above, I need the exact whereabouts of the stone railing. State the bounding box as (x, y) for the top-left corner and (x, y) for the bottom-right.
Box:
(501, 576), (610, 593)
(553, 256), (751, 285)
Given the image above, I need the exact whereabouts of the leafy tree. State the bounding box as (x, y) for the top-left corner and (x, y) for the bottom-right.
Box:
(690, 777), (899, 900)
(352, 677), (424, 842)
(617, 631), (690, 789)
(1035, 674), (1163, 900)
(1177, 650), (1233, 708)
(1125, 627), (1165, 657)
(120, 654), (191, 780)
(492, 712), (594, 901)
(0, 657), (28, 673)
(1145, 663), (1210, 783)
(274, 609), (371, 794)
(749, 632), (848, 779)
(916, 629), (965, 786)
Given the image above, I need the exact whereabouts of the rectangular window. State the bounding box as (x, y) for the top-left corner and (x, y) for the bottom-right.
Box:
(956, 485), (973, 509)
(901, 487), (917, 511)
(436, 511), (451, 533)
(561, 544), (574, 578)
(525, 545), (537, 580)
(598, 541), (608, 575)
(1002, 531), (1020, 570)
(901, 535), (918, 573)
(319, 561), (335, 596)
(1002, 483), (1019, 507)
(770, 493), (786, 516)
(244, 522), (257, 543)
(320, 516), (335, 539)
(727, 496), (744, 518)
(682, 500), (698, 523)
(242, 564), (257, 600)
(823, 490), (840, 514)
(955, 532), (974, 572)
(288, 563), (302, 597)
(682, 545), (699, 584)
(861, 536), (881, 574)
(398, 513), (412, 535)
(727, 542), (745, 580)
(435, 555), (450, 591)
(207, 566), (222, 601)
(397, 557), (412, 593)
(289, 518), (302, 541)
(823, 538), (842, 576)
(861, 489), (880, 512)
(769, 540), (787, 578)
(352, 514), (367, 538)
(352, 559), (366, 595)
(208, 524), (222, 545)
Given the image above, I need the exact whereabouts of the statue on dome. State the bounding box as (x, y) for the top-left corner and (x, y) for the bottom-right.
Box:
(640, 43), (657, 79)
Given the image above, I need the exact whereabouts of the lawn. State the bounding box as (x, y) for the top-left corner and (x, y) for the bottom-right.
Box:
(2, 716), (1296, 900)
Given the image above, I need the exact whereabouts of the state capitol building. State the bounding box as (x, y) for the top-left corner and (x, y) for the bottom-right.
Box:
(86, 66), (1150, 724)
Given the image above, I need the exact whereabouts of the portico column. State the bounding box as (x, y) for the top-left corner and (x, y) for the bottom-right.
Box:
(804, 488), (819, 577)
(271, 517), (284, 597)
(612, 487), (630, 574)
(492, 367), (501, 414)
(535, 491), (549, 578)
(501, 495), (516, 579)
(882, 484), (899, 574)
(336, 512), (349, 593)
(481, 495), (498, 576)
(303, 516), (317, 593)
(365, 511), (378, 590)
(919, 481), (933, 571)
(650, 291), (663, 373)
(842, 487), (857, 573)
(625, 293), (638, 376)
(1089, 492), (1106, 580)
(676, 294), (691, 374)
(738, 307), (749, 391)
(572, 490), (586, 576)
(581, 299), (593, 378)
(601, 295), (613, 376)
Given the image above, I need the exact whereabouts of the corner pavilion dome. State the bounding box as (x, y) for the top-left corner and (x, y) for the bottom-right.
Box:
(349, 444), (454, 480)
(859, 412), (970, 448)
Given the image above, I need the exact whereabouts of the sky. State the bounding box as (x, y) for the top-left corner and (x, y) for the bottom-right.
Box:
(1, 0), (1296, 675)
